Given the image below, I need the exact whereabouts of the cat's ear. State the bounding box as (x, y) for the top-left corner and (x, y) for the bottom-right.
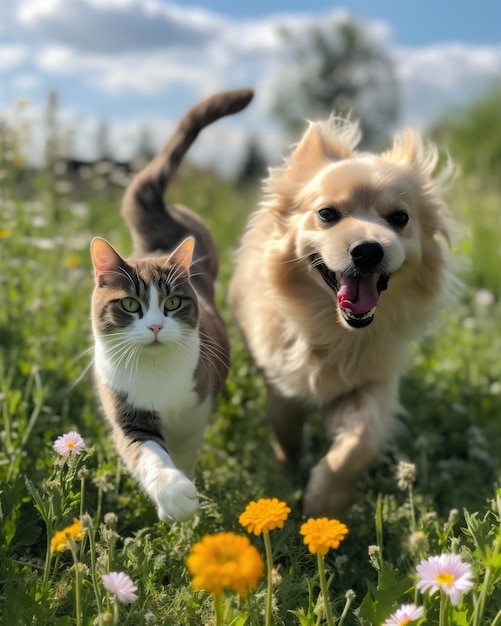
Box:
(167, 237), (195, 273)
(91, 237), (127, 286)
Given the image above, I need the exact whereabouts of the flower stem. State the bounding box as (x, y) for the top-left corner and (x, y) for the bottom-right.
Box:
(473, 530), (500, 626)
(439, 591), (449, 626)
(317, 552), (335, 626)
(43, 522), (53, 586)
(375, 495), (384, 589)
(79, 474), (85, 520)
(114, 598), (121, 625)
(69, 541), (82, 626)
(87, 517), (102, 615)
(408, 484), (416, 532)
(263, 531), (274, 626)
(337, 591), (355, 626)
(213, 593), (223, 626)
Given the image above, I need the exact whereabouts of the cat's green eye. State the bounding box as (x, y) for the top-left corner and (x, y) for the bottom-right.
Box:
(121, 297), (141, 313)
(164, 295), (181, 312)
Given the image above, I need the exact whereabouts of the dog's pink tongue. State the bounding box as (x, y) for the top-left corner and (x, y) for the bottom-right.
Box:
(338, 275), (379, 314)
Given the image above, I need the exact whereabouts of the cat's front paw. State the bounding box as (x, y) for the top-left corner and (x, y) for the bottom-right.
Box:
(154, 471), (199, 523)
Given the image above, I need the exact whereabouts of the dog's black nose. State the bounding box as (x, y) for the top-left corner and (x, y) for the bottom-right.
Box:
(349, 241), (384, 272)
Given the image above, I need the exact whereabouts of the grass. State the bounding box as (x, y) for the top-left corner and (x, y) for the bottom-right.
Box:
(1, 118), (501, 625)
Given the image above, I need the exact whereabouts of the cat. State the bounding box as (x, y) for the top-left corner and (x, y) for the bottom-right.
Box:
(90, 89), (253, 522)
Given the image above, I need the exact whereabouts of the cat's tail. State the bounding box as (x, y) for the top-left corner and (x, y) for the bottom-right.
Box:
(121, 89), (254, 241)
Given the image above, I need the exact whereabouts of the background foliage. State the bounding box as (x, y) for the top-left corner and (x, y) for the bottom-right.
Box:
(272, 18), (399, 148)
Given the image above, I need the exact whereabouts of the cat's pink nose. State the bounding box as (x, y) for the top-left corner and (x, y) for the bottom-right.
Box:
(148, 324), (163, 336)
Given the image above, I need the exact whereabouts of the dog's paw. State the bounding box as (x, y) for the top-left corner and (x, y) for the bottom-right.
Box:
(151, 470), (199, 523)
(303, 459), (354, 519)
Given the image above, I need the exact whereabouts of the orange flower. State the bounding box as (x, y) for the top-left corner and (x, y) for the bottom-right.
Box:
(187, 532), (264, 599)
(51, 518), (85, 552)
(299, 518), (349, 555)
(239, 498), (291, 535)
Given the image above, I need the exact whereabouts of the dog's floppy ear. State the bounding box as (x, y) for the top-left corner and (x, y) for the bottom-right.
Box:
(265, 116), (361, 210)
(385, 130), (454, 246)
(385, 130), (440, 176)
(288, 118), (359, 175)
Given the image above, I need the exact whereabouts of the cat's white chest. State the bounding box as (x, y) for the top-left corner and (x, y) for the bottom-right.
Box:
(94, 334), (201, 413)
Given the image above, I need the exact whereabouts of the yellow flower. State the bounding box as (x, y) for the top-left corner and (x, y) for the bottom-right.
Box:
(239, 498), (291, 535)
(186, 532), (265, 599)
(64, 254), (82, 268)
(299, 518), (349, 555)
(51, 518), (85, 552)
(0, 229), (12, 239)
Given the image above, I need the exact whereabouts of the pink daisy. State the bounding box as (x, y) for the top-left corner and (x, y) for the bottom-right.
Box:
(102, 571), (138, 604)
(53, 431), (86, 456)
(416, 553), (474, 606)
(383, 603), (424, 625)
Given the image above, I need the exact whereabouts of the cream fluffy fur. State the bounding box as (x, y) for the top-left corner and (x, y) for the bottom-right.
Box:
(229, 116), (453, 518)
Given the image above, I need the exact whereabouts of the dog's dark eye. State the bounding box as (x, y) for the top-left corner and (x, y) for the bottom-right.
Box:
(386, 210), (409, 230)
(318, 207), (342, 224)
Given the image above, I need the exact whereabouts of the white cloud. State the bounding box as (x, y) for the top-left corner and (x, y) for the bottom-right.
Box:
(91, 59), (215, 96)
(397, 43), (501, 88)
(395, 43), (501, 127)
(0, 45), (27, 71)
(1, 0), (224, 53)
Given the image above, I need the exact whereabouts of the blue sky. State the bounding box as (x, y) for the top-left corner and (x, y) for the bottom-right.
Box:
(0, 0), (499, 171)
(193, 0), (501, 45)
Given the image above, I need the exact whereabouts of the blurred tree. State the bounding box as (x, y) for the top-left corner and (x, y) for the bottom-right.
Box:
(96, 117), (113, 161)
(131, 124), (157, 172)
(136, 125), (157, 162)
(236, 135), (268, 186)
(434, 82), (501, 189)
(273, 19), (399, 148)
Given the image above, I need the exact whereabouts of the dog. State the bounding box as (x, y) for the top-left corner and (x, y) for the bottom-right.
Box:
(229, 116), (453, 518)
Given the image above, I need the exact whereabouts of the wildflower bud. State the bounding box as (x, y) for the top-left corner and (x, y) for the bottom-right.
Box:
(475, 288), (494, 307)
(271, 567), (282, 585)
(100, 526), (119, 542)
(313, 592), (325, 617)
(76, 563), (90, 576)
(104, 512), (118, 526)
(345, 589), (356, 601)
(396, 461), (416, 491)
(99, 612), (114, 626)
(408, 531), (428, 553)
(368, 544), (381, 570)
(81, 513), (94, 532)
(368, 545), (379, 557)
(77, 467), (89, 479)
(92, 471), (114, 492)
(450, 537), (460, 551)
(448, 508), (459, 524)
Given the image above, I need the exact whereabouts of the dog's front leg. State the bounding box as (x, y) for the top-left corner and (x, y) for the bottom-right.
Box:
(266, 386), (307, 464)
(303, 379), (399, 519)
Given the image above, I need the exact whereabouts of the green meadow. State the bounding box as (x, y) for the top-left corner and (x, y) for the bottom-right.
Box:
(1, 94), (501, 625)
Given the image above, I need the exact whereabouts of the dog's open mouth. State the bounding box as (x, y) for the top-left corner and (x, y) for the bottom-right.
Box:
(311, 255), (389, 328)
